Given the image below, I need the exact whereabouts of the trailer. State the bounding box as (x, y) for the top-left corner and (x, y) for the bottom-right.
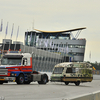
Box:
(50, 62), (93, 86)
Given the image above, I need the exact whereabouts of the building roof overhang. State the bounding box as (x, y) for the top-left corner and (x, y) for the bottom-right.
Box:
(34, 27), (86, 33)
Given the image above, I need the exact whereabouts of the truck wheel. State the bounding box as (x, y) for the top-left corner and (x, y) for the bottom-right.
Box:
(16, 74), (24, 84)
(38, 74), (48, 84)
(0, 82), (3, 84)
(65, 82), (69, 85)
(75, 81), (80, 86)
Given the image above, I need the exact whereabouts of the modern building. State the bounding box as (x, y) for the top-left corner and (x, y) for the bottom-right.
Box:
(0, 39), (24, 58)
(25, 27), (86, 62)
(13, 41), (23, 45)
(3, 39), (12, 44)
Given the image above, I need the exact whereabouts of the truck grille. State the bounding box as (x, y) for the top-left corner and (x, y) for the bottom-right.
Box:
(0, 69), (8, 75)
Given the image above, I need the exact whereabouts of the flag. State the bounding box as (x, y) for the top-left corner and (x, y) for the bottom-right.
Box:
(67, 45), (68, 53)
(63, 44), (65, 53)
(64, 46), (66, 54)
(16, 26), (19, 39)
(39, 39), (42, 46)
(5, 22), (8, 35)
(44, 39), (48, 47)
(89, 51), (91, 59)
(58, 44), (60, 52)
(36, 36), (39, 43)
(49, 40), (52, 47)
(52, 42), (54, 49)
(11, 24), (14, 38)
(25, 30), (28, 41)
(29, 33), (32, 42)
(0, 19), (3, 32)
(33, 34), (36, 45)
(93, 67), (96, 70)
(25, 31), (28, 46)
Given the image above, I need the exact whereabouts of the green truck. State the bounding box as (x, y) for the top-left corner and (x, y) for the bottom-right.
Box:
(50, 62), (93, 86)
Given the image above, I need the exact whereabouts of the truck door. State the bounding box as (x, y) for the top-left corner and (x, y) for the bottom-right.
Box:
(23, 58), (27, 66)
(21, 58), (31, 72)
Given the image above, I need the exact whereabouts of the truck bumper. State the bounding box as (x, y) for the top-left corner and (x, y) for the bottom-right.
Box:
(50, 77), (63, 82)
(0, 77), (16, 82)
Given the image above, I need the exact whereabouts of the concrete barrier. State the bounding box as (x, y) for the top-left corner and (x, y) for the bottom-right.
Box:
(93, 75), (100, 80)
(68, 93), (93, 100)
(93, 91), (100, 100)
(0, 96), (5, 100)
(67, 90), (100, 100)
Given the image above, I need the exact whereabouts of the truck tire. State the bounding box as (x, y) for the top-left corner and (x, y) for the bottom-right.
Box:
(65, 82), (69, 85)
(75, 81), (80, 86)
(38, 74), (48, 84)
(0, 82), (3, 84)
(16, 74), (25, 84)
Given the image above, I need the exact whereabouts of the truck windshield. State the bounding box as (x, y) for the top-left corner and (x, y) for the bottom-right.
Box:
(53, 67), (64, 74)
(1, 58), (22, 65)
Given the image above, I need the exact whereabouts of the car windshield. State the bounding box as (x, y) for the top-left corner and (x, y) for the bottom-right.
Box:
(1, 58), (22, 65)
(53, 67), (64, 74)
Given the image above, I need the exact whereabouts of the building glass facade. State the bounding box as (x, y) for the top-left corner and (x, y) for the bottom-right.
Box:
(25, 28), (86, 62)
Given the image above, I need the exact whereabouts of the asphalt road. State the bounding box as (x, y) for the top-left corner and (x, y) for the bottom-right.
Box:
(0, 80), (100, 100)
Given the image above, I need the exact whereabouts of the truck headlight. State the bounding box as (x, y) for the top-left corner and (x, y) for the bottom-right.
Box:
(11, 73), (16, 76)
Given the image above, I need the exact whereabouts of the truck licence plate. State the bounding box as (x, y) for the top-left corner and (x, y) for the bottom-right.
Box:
(0, 77), (5, 80)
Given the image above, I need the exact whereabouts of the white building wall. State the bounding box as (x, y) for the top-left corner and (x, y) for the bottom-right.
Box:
(37, 39), (86, 62)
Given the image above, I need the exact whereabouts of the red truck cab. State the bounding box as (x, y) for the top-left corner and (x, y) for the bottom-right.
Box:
(0, 51), (49, 84)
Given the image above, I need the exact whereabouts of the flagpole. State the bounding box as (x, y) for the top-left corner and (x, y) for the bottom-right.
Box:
(52, 41), (55, 67)
(46, 39), (49, 72)
(2, 22), (8, 57)
(55, 42), (57, 64)
(14, 26), (19, 51)
(43, 38), (47, 71)
(42, 37), (45, 72)
(89, 51), (91, 62)
(0, 19), (3, 32)
(33, 32), (36, 48)
(39, 36), (42, 71)
(49, 39), (52, 69)
(60, 43), (62, 63)
(8, 23), (14, 51)
(32, 19), (34, 52)
(37, 36), (41, 71)
(24, 30), (28, 53)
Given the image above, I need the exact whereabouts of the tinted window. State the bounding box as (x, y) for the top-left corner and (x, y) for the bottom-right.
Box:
(53, 67), (64, 74)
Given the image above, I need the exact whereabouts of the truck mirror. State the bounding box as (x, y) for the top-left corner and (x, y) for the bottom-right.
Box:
(24, 60), (27, 66)
(23, 59), (27, 66)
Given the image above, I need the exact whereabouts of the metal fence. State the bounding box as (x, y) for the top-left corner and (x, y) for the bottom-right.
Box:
(93, 70), (100, 75)
(21, 45), (64, 72)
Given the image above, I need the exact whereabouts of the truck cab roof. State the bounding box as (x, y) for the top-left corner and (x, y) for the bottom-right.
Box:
(4, 53), (31, 58)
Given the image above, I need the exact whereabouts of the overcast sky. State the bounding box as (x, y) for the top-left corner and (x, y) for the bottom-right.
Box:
(0, 0), (100, 63)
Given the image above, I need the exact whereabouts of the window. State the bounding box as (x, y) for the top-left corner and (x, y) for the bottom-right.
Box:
(58, 36), (69, 40)
(50, 36), (56, 39)
(1, 58), (22, 65)
(53, 67), (64, 74)
(68, 44), (85, 48)
(66, 68), (72, 73)
(23, 58), (27, 65)
(59, 44), (63, 47)
(72, 68), (76, 73)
